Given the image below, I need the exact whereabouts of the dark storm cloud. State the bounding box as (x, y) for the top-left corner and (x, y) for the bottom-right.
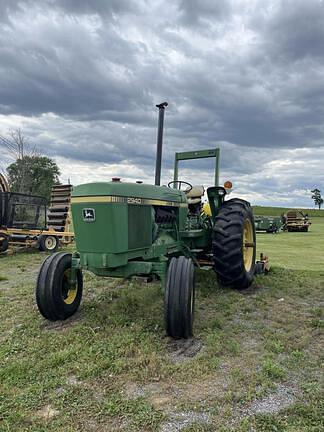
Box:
(0, 8), (150, 117)
(176, 0), (231, 27)
(0, 0), (137, 20)
(0, 0), (23, 22)
(244, 0), (324, 148)
(50, 0), (138, 16)
(253, 0), (324, 61)
(0, 0), (324, 207)
(1, 0), (231, 123)
(2, 0), (323, 151)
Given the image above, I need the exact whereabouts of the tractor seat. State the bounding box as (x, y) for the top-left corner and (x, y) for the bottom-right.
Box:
(185, 185), (205, 205)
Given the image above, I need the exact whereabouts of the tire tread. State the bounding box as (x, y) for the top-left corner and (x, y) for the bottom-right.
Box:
(213, 198), (256, 289)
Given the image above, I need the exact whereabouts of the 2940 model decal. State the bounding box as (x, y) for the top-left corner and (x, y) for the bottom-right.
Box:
(72, 196), (184, 207)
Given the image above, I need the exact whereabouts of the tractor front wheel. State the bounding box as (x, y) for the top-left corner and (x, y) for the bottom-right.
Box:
(165, 256), (195, 339)
(36, 252), (83, 321)
(213, 198), (256, 289)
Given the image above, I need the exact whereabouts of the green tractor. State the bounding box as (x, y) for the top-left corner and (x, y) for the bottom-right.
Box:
(36, 104), (257, 338)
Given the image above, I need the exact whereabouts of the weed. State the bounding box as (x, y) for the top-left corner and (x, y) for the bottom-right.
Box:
(262, 359), (286, 380)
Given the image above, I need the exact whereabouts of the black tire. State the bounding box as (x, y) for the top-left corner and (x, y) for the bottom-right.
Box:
(213, 198), (256, 289)
(165, 256), (195, 339)
(36, 252), (83, 321)
(0, 233), (9, 253)
(39, 235), (59, 252)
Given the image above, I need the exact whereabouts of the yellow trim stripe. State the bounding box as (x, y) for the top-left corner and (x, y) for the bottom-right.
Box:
(72, 196), (113, 203)
(71, 195), (187, 208)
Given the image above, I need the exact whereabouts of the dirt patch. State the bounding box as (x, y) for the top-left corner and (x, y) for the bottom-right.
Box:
(240, 337), (262, 354)
(160, 411), (211, 432)
(124, 381), (177, 409)
(240, 284), (266, 296)
(124, 382), (146, 399)
(81, 418), (127, 432)
(183, 374), (229, 402)
(33, 404), (59, 421)
(41, 311), (83, 331)
(124, 372), (230, 411)
(231, 314), (256, 329)
(238, 384), (297, 419)
(83, 419), (99, 431)
(167, 338), (204, 363)
(66, 375), (83, 386)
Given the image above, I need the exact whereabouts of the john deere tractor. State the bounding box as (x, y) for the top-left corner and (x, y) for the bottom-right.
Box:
(36, 104), (257, 338)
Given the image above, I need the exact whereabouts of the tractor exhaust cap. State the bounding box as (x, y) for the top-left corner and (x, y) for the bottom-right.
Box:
(156, 102), (168, 109)
(155, 102), (168, 186)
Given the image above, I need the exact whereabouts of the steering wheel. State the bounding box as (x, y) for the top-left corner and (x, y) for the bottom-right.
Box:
(167, 180), (193, 193)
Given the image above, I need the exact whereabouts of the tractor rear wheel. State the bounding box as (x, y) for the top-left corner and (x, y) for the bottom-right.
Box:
(165, 256), (195, 339)
(36, 252), (83, 320)
(213, 198), (256, 289)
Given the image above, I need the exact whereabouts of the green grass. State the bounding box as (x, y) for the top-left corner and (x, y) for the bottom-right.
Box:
(253, 205), (324, 218)
(256, 217), (324, 270)
(0, 214), (323, 431)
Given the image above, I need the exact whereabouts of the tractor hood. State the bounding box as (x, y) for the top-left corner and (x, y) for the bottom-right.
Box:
(72, 181), (186, 204)
(70, 181), (187, 266)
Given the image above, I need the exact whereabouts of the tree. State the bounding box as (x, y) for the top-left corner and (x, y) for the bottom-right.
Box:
(0, 128), (36, 193)
(6, 156), (60, 203)
(311, 188), (323, 210)
(1, 129), (61, 202)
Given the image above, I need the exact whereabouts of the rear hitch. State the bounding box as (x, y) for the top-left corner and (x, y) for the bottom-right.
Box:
(255, 253), (270, 275)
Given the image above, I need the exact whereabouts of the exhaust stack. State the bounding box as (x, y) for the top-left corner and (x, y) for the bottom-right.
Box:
(155, 102), (168, 186)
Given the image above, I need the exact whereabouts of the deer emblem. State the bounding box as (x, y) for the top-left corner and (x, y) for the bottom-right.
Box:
(83, 208), (95, 222)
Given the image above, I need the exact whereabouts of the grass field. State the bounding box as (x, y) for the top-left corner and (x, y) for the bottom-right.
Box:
(253, 206), (323, 218)
(256, 217), (324, 271)
(0, 212), (323, 431)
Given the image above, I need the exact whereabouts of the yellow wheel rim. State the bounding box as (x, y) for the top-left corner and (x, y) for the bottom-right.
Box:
(63, 269), (78, 305)
(243, 218), (254, 272)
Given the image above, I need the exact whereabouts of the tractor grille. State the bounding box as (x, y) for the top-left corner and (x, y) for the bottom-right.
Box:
(128, 205), (152, 249)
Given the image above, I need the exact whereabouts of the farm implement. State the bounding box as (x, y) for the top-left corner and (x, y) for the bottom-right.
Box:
(254, 215), (284, 233)
(36, 103), (265, 338)
(283, 210), (311, 232)
(0, 173), (73, 253)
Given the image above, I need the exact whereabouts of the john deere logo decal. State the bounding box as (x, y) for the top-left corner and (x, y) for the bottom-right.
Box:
(83, 208), (95, 222)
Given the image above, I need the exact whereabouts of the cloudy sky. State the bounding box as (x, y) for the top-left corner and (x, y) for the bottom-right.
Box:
(0, 0), (324, 207)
